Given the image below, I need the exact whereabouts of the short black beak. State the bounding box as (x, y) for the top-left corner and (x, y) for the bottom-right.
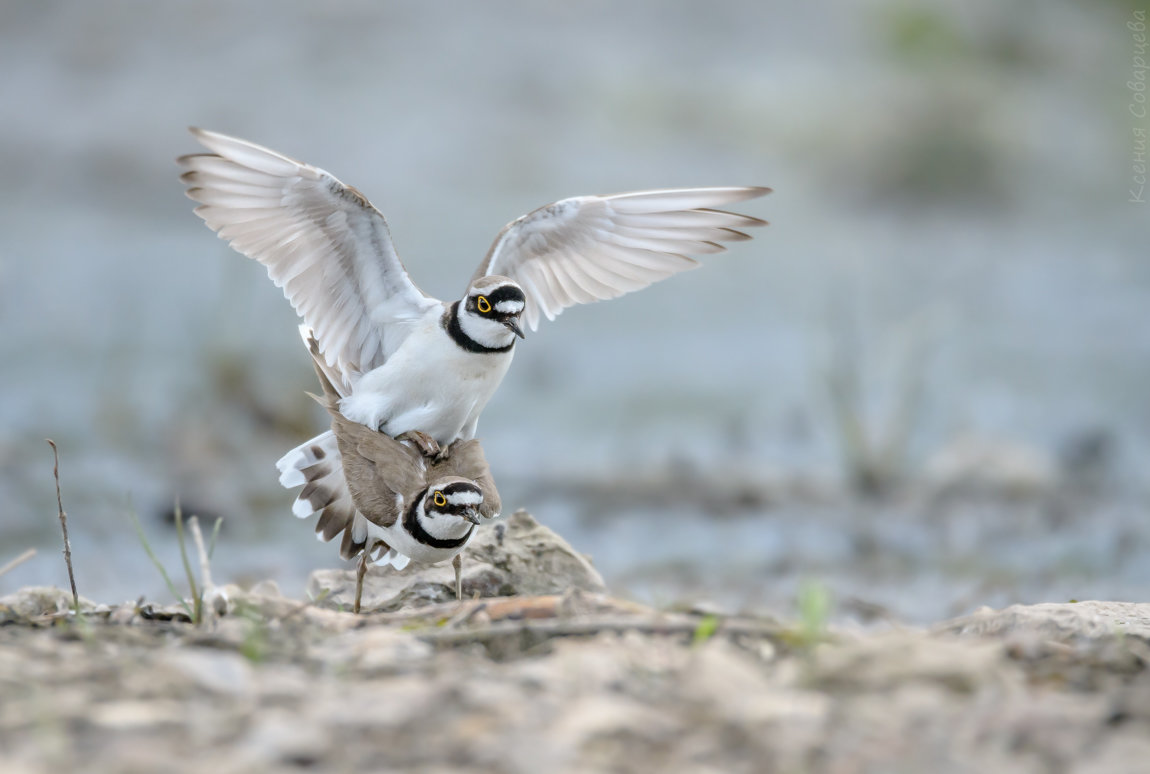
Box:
(463, 508), (482, 525)
(503, 318), (525, 339)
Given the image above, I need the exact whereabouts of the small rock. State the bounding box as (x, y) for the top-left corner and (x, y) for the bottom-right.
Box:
(313, 627), (432, 675)
(248, 579), (282, 597)
(809, 631), (1006, 694)
(156, 648), (253, 696)
(308, 510), (607, 612)
(935, 601), (1150, 647)
(88, 700), (187, 730)
(0, 586), (97, 621)
(236, 708), (329, 767)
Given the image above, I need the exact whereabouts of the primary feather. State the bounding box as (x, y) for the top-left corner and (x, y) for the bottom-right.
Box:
(473, 186), (770, 331)
(179, 128), (437, 388)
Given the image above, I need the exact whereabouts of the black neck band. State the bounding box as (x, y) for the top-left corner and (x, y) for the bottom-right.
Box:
(404, 496), (474, 550)
(444, 302), (515, 354)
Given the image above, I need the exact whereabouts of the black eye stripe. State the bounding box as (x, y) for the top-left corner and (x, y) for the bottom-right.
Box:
(490, 286), (525, 304)
(441, 482), (481, 496)
(473, 286), (525, 306)
(424, 483), (483, 514)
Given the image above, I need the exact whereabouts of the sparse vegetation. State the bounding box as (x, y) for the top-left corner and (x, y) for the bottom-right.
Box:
(1, 583), (1146, 773)
(130, 502), (223, 626)
(821, 307), (933, 496)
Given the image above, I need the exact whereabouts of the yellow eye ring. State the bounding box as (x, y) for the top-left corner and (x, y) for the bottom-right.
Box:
(477, 296), (492, 314)
(433, 491), (446, 507)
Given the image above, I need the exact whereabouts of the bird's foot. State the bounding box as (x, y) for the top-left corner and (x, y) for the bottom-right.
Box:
(396, 430), (441, 458)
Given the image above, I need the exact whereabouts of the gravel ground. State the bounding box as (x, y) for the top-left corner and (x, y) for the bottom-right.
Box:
(2, 513), (1148, 774)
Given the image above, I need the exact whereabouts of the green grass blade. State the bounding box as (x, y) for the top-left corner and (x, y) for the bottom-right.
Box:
(173, 504), (202, 624)
(129, 508), (194, 620)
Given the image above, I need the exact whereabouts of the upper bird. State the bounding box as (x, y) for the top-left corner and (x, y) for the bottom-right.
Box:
(179, 128), (770, 453)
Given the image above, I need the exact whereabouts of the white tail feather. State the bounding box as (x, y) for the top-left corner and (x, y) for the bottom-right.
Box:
(275, 430), (337, 482)
(370, 546), (411, 570)
(292, 497), (316, 519)
(275, 430), (354, 526)
(279, 467), (307, 488)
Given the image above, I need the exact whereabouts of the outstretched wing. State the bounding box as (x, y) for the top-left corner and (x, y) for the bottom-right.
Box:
(179, 128), (439, 384)
(471, 187), (770, 331)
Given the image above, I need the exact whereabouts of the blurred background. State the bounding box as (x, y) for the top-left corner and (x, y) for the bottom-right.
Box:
(1, 0), (1147, 623)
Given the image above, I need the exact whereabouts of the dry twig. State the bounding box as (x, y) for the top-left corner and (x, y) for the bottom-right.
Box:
(0, 548), (36, 579)
(188, 515), (227, 619)
(46, 440), (79, 611)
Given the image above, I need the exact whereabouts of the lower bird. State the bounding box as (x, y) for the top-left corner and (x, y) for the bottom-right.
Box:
(291, 330), (501, 611)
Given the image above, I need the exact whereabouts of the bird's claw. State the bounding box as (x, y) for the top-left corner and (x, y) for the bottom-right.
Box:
(396, 430), (441, 459)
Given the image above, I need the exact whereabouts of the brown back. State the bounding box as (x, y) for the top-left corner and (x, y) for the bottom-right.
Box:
(431, 439), (502, 520)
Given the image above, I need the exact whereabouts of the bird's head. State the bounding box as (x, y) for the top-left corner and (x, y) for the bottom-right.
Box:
(417, 478), (484, 540)
(458, 276), (526, 346)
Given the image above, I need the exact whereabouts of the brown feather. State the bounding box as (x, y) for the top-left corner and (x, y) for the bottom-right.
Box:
(301, 331), (500, 557)
(300, 478), (339, 511)
(432, 439), (502, 519)
(338, 512), (367, 560)
(316, 504), (347, 543)
(306, 332), (423, 529)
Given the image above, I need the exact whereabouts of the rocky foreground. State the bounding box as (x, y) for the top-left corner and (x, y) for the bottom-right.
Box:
(1, 511), (1148, 774)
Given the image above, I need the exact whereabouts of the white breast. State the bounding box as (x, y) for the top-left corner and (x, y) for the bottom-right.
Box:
(365, 518), (475, 565)
(338, 309), (515, 444)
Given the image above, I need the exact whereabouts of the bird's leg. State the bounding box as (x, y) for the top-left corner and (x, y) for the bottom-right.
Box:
(354, 552), (368, 614)
(395, 430), (441, 459)
(453, 553), (463, 601)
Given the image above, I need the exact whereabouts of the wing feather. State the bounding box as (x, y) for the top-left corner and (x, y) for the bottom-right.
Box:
(604, 187), (767, 212)
(614, 208), (766, 229)
(303, 331), (421, 528)
(179, 128), (438, 381)
(611, 223), (749, 244)
(473, 186), (769, 330)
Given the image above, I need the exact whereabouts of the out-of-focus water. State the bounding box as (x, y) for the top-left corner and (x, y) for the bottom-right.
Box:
(2, 2), (1147, 622)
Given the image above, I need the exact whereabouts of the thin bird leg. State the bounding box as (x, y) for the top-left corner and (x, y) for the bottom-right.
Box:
(354, 552), (368, 614)
(453, 553), (463, 601)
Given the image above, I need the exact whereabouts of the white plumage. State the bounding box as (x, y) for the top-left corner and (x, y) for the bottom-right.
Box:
(179, 128), (770, 489)
(473, 186), (769, 331)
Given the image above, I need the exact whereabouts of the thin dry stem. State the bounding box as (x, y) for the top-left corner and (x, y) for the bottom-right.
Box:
(46, 440), (79, 611)
(188, 516), (213, 592)
(0, 548), (37, 579)
(188, 516), (226, 619)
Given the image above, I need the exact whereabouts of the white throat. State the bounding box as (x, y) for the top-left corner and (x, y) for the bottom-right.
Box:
(457, 305), (517, 350)
(415, 501), (474, 541)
